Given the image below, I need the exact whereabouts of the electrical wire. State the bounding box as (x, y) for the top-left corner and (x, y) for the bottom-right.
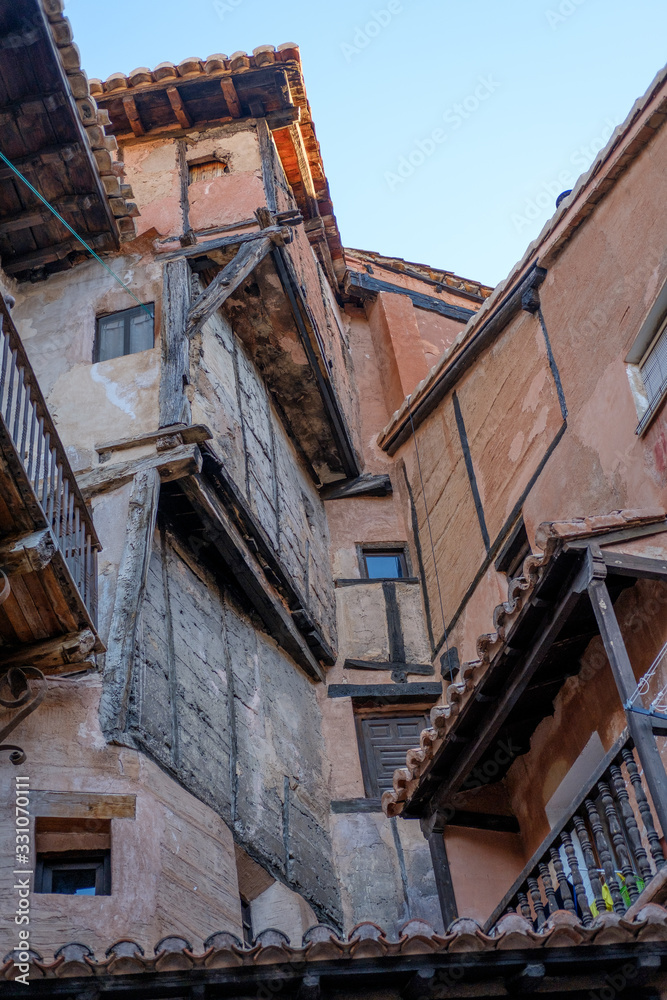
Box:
(0, 149), (152, 318)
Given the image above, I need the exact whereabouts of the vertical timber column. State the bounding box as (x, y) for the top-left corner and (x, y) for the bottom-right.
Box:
(587, 551), (667, 838)
(426, 823), (458, 930)
(159, 257), (191, 428)
(99, 469), (160, 741)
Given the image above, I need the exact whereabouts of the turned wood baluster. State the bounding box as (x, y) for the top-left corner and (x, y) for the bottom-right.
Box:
(609, 762), (652, 881)
(598, 778), (638, 902)
(572, 814), (606, 916)
(560, 829), (593, 926)
(584, 796), (625, 912)
(526, 876), (546, 928)
(549, 846), (575, 911)
(622, 748), (666, 870)
(516, 891), (532, 921)
(538, 861), (559, 915)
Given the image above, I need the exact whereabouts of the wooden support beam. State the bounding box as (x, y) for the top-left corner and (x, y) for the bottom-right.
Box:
(0, 144), (81, 181)
(320, 473), (392, 500)
(158, 224), (290, 261)
(587, 566), (667, 839)
(0, 209), (50, 234)
(602, 550), (667, 580)
(0, 628), (96, 673)
(428, 830), (458, 931)
(77, 443), (202, 499)
(186, 236), (273, 339)
(31, 790), (136, 819)
(123, 95), (145, 136)
(3, 233), (110, 274)
(159, 257), (191, 427)
(345, 270), (476, 324)
(220, 77), (242, 117)
(181, 474), (326, 682)
(99, 469), (160, 739)
(0, 529), (57, 575)
(166, 86), (192, 128)
(96, 423), (211, 460)
(285, 122), (319, 217)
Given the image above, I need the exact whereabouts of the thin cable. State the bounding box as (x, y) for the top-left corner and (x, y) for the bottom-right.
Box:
(0, 150), (152, 317)
(408, 407), (454, 683)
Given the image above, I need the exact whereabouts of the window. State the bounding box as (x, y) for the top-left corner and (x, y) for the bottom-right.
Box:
(95, 304), (154, 363)
(34, 817), (111, 896)
(495, 518), (530, 581)
(188, 159), (229, 183)
(356, 714), (429, 797)
(361, 547), (408, 580)
(240, 896), (253, 946)
(636, 316), (667, 433)
(35, 852), (111, 895)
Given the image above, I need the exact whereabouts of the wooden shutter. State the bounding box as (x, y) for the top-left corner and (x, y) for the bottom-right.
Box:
(358, 715), (428, 797)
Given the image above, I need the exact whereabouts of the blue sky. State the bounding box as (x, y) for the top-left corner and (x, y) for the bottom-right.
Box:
(66, 0), (667, 287)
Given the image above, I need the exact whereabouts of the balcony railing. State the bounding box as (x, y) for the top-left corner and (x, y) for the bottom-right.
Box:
(485, 732), (666, 930)
(0, 296), (99, 623)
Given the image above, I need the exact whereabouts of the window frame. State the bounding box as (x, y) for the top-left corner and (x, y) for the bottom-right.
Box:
(35, 850), (111, 896)
(94, 303), (155, 364)
(625, 281), (667, 436)
(358, 543), (410, 581)
(355, 711), (430, 798)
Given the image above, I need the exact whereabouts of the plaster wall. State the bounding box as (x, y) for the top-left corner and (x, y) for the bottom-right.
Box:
(190, 304), (336, 647)
(9, 255), (162, 474)
(127, 527), (341, 927)
(0, 677), (243, 958)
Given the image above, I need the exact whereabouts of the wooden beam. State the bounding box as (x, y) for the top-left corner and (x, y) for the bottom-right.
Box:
(96, 423), (211, 460)
(159, 257), (191, 427)
(220, 77), (242, 117)
(3, 234), (110, 274)
(186, 236), (273, 339)
(181, 474), (326, 682)
(158, 224), (289, 261)
(0, 209), (49, 234)
(588, 569), (667, 838)
(428, 830), (458, 930)
(166, 86), (192, 128)
(286, 122), (318, 217)
(123, 95), (145, 136)
(0, 144), (81, 181)
(99, 469), (160, 739)
(31, 790), (136, 819)
(0, 529), (57, 575)
(77, 443), (202, 499)
(320, 474), (392, 500)
(345, 270), (476, 324)
(0, 628), (96, 673)
(602, 550), (667, 580)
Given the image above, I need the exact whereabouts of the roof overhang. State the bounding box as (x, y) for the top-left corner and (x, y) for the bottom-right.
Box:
(0, 0), (138, 281)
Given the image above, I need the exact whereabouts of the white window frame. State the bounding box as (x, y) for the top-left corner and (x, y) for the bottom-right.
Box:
(625, 281), (667, 435)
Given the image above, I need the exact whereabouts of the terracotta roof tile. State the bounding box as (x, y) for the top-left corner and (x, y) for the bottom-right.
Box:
(381, 507), (666, 818)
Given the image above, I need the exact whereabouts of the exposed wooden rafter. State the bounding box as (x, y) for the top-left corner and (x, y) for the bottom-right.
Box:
(166, 86), (192, 128)
(220, 77), (241, 117)
(122, 95), (145, 136)
(186, 236), (273, 339)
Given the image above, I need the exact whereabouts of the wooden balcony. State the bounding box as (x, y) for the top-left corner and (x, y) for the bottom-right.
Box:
(486, 731), (666, 930)
(0, 296), (102, 676)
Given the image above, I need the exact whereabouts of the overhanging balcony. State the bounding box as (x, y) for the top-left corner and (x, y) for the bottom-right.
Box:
(0, 296), (102, 676)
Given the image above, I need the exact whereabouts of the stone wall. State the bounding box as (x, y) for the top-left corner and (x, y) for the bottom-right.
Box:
(127, 527), (341, 927)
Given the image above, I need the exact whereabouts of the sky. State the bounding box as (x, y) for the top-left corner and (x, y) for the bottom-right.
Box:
(65, 0), (667, 287)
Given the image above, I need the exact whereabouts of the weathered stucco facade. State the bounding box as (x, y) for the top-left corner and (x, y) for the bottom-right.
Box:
(2, 4), (667, 996)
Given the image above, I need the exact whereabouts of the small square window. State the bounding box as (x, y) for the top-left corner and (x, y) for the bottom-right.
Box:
(95, 304), (154, 363)
(35, 851), (111, 895)
(495, 518), (530, 581)
(356, 714), (429, 797)
(362, 548), (407, 580)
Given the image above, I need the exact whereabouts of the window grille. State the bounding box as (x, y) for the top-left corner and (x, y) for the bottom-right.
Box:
(637, 316), (667, 433)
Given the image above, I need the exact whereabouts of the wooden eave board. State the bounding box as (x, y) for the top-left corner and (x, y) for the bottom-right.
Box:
(100, 68), (290, 138)
(0, 2), (117, 277)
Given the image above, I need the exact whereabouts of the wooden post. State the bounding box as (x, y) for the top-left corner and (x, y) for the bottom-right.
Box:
(587, 560), (667, 838)
(159, 258), (191, 428)
(99, 469), (160, 740)
(426, 825), (458, 930)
